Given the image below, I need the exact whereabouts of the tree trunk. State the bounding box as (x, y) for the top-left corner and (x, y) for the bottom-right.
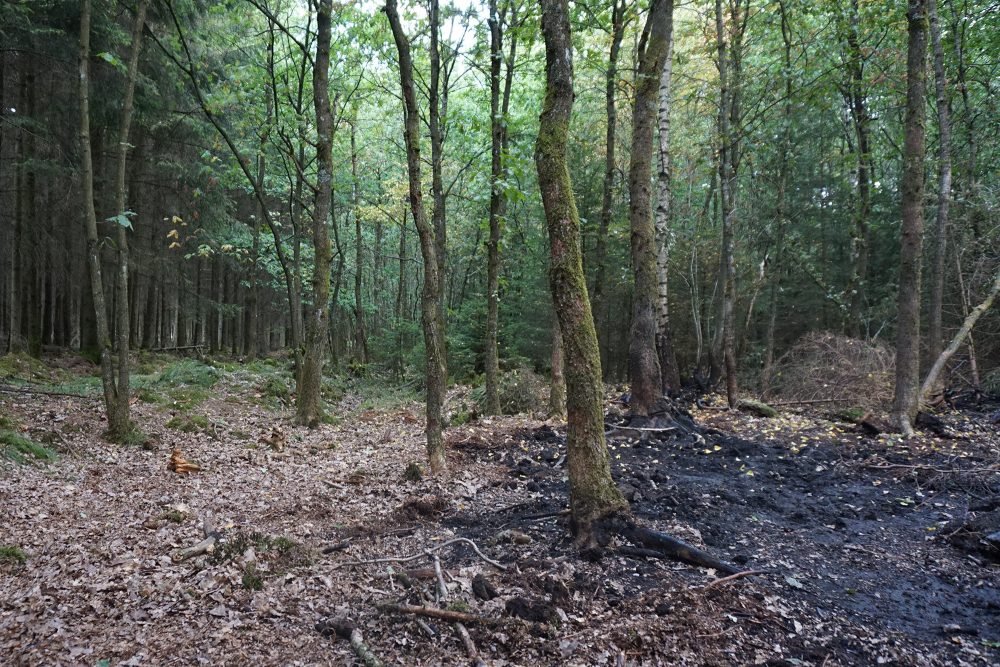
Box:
(536, 0), (627, 544)
(845, 0), (872, 337)
(628, 0), (674, 416)
(108, 0), (149, 433)
(925, 0), (951, 375)
(485, 0), (518, 415)
(297, 0), (334, 427)
(549, 322), (566, 419)
(79, 0), (127, 437)
(763, 0), (794, 397)
(713, 0), (739, 408)
(653, 0), (680, 397)
(351, 121), (368, 364)
(892, 0), (928, 436)
(429, 0), (448, 333)
(590, 0), (625, 362)
(386, 0), (448, 474)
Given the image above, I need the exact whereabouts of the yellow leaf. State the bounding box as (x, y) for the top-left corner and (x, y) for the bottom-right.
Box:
(167, 229), (179, 239)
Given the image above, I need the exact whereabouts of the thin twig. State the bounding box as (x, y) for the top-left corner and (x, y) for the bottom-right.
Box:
(337, 537), (506, 570)
(699, 569), (769, 592)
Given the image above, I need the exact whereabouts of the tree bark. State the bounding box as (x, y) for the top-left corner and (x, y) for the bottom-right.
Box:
(536, 0), (627, 544)
(653, 0), (680, 396)
(297, 0), (334, 427)
(80, 0), (127, 437)
(844, 0), (872, 337)
(590, 0), (626, 366)
(351, 121), (368, 364)
(925, 0), (951, 375)
(713, 0), (739, 408)
(549, 322), (566, 419)
(893, 0), (928, 436)
(628, 0), (674, 416)
(484, 0), (518, 415)
(429, 0), (448, 331)
(386, 0), (448, 474)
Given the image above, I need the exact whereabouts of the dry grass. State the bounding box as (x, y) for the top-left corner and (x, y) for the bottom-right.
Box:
(768, 332), (895, 410)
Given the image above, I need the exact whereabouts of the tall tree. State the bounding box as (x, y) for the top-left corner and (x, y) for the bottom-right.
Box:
(296, 0), (334, 427)
(590, 0), (628, 346)
(712, 0), (741, 408)
(627, 0), (674, 416)
(484, 0), (519, 415)
(386, 0), (448, 473)
(925, 0), (952, 375)
(653, 0), (679, 396)
(351, 120), (368, 364)
(843, 0), (873, 337)
(536, 0), (627, 543)
(893, 0), (928, 435)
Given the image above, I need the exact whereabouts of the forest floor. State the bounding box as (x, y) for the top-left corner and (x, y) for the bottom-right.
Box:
(1, 353), (999, 666)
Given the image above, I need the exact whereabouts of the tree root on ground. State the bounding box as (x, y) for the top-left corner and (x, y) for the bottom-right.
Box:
(315, 618), (384, 667)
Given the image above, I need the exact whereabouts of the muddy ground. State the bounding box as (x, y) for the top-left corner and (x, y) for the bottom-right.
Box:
(1, 359), (998, 666)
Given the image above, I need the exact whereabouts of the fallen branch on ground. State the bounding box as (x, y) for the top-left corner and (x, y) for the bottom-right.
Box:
(865, 462), (999, 475)
(0, 384), (95, 399)
(173, 512), (220, 562)
(336, 537), (506, 571)
(603, 516), (741, 575)
(376, 602), (496, 626)
(699, 569), (769, 592)
(315, 618), (384, 667)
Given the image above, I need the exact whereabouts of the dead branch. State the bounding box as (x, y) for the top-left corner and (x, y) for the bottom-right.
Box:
(604, 516), (741, 575)
(0, 384), (95, 399)
(173, 512), (220, 562)
(865, 462), (999, 475)
(699, 569), (769, 592)
(337, 537), (506, 571)
(376, 602), (496, 626)
(454, 621), (487, 667)
(315, 619), (384, 667)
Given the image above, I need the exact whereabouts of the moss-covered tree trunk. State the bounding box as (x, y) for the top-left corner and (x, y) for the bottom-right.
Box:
(296, 0), (334, 427)
(537, 0), (627, 544)
(549, 322), (566, 419)
(386, 0), (448, 474)
(893, 0), (928, 436)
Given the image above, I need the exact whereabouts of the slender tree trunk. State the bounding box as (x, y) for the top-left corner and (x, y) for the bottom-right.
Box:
(79, 0), (126, 437)
(893, 0), (928, 435)
(763, 0), (794, 397)
(536, 0), (626, 544)
(925, 0), (951, 374)
(429, 0), (448, 332)
(628, 0), (674, 416)
(653, 0), (680, 396)
(590, 0), (625, 359)
(107, 0), (149, 433)
(549, 322), (566, 419)
(845, 0), (872, 337)
(351, 122), (368, 363)
(713, 0), (739, 407)
(921, 267), (1000, 404)
(297, 0), (334, 427)
(395, 206), (407, 379)
(485, 0), (518, 415)
(386, 0), (448, 474)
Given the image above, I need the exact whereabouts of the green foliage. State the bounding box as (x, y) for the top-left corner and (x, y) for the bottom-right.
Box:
(158, 359), (220, 389)
(242, 562), (264, 591)
(0, 545), (27, 567)
(0, 430), (57, 465)
(165, 414), (211, 433)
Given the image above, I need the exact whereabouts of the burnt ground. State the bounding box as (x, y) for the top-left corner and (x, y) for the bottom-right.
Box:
(443, 399), (1000, 665)
(2, 361), (999, 666)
